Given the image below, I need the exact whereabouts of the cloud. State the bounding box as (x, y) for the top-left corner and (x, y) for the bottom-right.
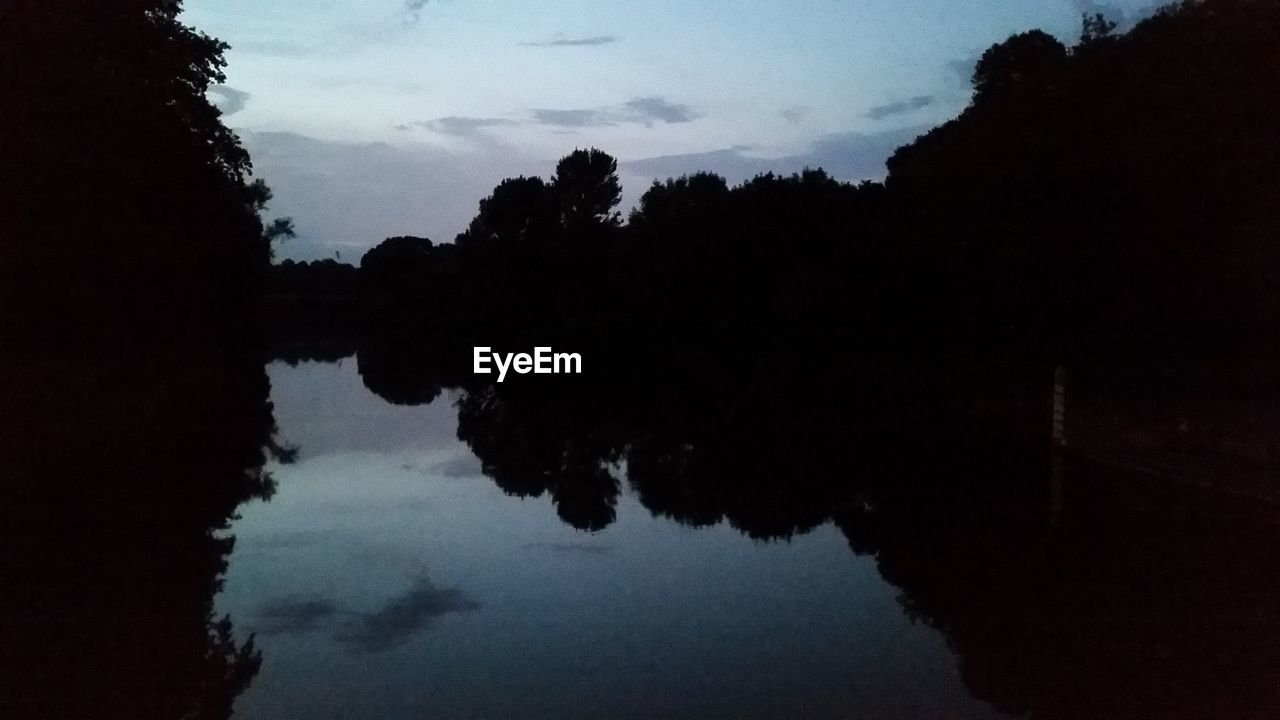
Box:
(780, 107), (810, 125)
(403, 0), (431, 25)
(253, 595), (340, 636)
(623, 96), (697, 124)
(865, 95), (934, 121)
(532, 96), (699, 129)
(401, 116), (517, 137)
(622, 125), (929, 187)
(251, 577), (479, 653)
(399, 97), (699, 139)
(532, 108), (607, 127)
(522, 35), (619, 47)
(208, 85), (250, 116)
(334, 577), (479, 654)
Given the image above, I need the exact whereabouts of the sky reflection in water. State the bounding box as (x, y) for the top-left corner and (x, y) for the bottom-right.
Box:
(216, 360), (997, 720)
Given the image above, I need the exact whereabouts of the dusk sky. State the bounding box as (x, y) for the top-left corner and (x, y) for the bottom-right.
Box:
(185, 0), (1152, 260)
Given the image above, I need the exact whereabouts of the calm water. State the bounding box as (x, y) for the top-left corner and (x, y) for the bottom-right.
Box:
(7, 351), (1276, 719)
(216, 360), (1000, 719)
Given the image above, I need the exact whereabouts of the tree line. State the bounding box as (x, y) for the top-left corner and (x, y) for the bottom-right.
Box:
(273, 0), (1280, 379)
(1, 0), (292, 343)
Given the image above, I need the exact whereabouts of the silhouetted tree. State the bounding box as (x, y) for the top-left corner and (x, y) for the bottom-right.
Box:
(307, 1), (1280, 465)
(361, 236), (434, 286)
(1079, 12), (1119, 44)
(356, 337), (445, 406)
(627, 172), (731, 260)
(835, 449), (1280, 720)
(363, 235), (429, 262)
(883, 1), (1280, 356)
(0, 0), (287, 338)
(269, 259), (359, 297)
(551, 148), (623, 231)
(456, 178), (558, 252)
(0, 345), (279, 720)
(970, 30), (1068, 102)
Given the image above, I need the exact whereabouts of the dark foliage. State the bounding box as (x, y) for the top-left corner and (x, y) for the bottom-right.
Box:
(0, 0), (288, 340)
(0, 343), (280, 720)
(1, 5), (287, 716)
(299, 9), (1280, 710)
(309, 327), (1280, 718)
(886, 0), (1280, 355)
(4, 3), (1279, 715)
(269, 259), (358, 298)
(309, 1), (1280, 379)
(265, 259), (362, 363)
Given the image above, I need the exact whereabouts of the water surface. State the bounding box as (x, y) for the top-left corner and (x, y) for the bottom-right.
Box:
(217, 359), (999, 719)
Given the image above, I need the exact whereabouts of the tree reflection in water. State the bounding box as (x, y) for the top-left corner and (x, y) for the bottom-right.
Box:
(353, 340), (1280, 719)
(5, 333), (1275, 719)
(0, 344), (283, 720)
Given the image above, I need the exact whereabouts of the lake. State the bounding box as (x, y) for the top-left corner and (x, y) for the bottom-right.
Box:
(212, 357), (1279, 719)
(4, 349), (1277, 720)
(216, 359), (999, 719)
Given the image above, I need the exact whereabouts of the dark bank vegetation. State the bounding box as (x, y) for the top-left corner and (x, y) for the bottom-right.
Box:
(0, 0), (292, 342)
(275, 1), (1280, 386)
(1, 3), (290, 717)
(2, 2), (1279, 718)
(267, 2), (1280, 507)
(0, 344), (285, 720)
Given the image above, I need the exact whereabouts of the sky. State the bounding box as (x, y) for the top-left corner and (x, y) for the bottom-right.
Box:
(183, 0), (1156, 261)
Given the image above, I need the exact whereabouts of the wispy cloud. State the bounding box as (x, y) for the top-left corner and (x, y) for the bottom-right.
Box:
(253, 595), (341, 636)
(865, 95), (934, 121)
(522, 35), (619, 47)
(399, 116), (517, 137)
(779, 106), (810, 125)
(208, 85), (250, 116)
(402, 97), (700, 136)
(403, 0), (432, 26)
(624, 96), (697, 124)
(334, 577), (480, 654)
(531, 108), (607, 127)
(531, 96), (699, 129)
(251, 576), (480, 653)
